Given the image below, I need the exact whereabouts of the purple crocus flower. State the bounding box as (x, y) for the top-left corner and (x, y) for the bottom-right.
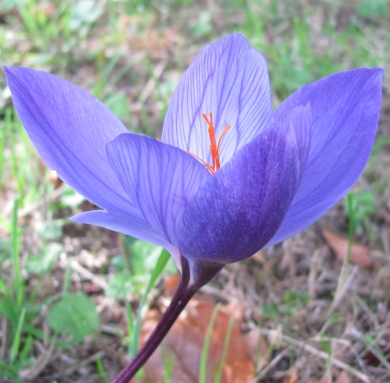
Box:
(5, 33), (382, 381)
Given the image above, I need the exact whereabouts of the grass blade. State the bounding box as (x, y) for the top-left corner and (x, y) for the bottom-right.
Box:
(96, 355), (109, 383)
(200, 303), (221, 383)
(130, 249), (170, 358)
(214, 316), (233, 383)
(0, 109), (8, 193)
(10, 308), (26, 364)
(12, 198), (23, 307)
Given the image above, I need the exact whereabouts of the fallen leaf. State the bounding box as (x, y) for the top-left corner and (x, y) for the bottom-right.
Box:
(364, 349), (382, 367)
(322, 227), (372, 268)
(164, 274), (181, 296)
(283, 366), (298, 383)
(136, 298), (254, 383)
(335, 371), (351, 383)
(318, 372), (332, 383)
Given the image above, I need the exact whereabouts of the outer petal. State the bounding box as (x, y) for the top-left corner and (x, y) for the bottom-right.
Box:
(5, 67), (134, 214)
(71, 210), (181, 266)
(267, 68), (383, 246)
(162, 33), (273, 167)
(178, 125), (301, 264)
(106, 133), (211, 246)
(278, 104), (312, 182)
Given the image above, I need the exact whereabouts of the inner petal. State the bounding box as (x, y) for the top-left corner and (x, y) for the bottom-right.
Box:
(162, 33), (273, 166)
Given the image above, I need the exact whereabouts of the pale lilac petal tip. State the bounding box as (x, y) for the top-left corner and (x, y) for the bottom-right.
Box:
(162, 33), (273, 167)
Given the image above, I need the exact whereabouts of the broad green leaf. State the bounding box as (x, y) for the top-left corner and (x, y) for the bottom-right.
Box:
(26, 243), (63, 274)
(105, 272), (133, 299)
(61, 185), (84, 208)
(357, 0), (388, 17)
(105, 93), (130, 121)
(47, 293), (99, 343)
(37, 221), (63, 240)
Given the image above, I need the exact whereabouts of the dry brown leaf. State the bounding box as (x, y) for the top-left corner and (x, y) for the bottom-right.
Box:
(322, 227), (372, 268)
(335, 371), (351, 383)
(318, 372), (332, 383)
(136, 298), (254, 383)
(283, 366), (299, 383)
(163, 274), (181, 296)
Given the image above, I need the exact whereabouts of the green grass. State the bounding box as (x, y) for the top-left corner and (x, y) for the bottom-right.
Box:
(0, 0), (389, 381)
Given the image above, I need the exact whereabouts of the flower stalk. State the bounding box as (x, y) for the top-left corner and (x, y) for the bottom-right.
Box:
(113, 256), (197, 383)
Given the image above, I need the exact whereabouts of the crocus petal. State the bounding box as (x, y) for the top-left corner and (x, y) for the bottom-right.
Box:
(178, 125), (301, 264)
(277, 104), (312, 182)
(162, 33), (273, 167)
(106, 133), (211, 246)
(267, 68), (383, 246)
(5, 67), (134, 214)
(72, 210), (181, 266)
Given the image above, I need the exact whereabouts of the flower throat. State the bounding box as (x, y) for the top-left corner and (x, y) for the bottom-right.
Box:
(189, 112), (231, 174)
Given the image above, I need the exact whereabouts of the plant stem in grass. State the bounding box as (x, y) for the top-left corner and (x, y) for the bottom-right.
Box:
(113, 255), (224, 383)
(112, 256), (196, 383)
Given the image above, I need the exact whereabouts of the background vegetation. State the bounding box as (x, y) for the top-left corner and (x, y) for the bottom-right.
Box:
(0, 0), (389, 382)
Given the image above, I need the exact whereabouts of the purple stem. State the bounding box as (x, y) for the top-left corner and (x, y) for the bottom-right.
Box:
(112, 256), (197, 383)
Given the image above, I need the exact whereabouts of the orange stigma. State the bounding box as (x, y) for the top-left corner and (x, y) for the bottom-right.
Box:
(187, 112), (231, 174)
